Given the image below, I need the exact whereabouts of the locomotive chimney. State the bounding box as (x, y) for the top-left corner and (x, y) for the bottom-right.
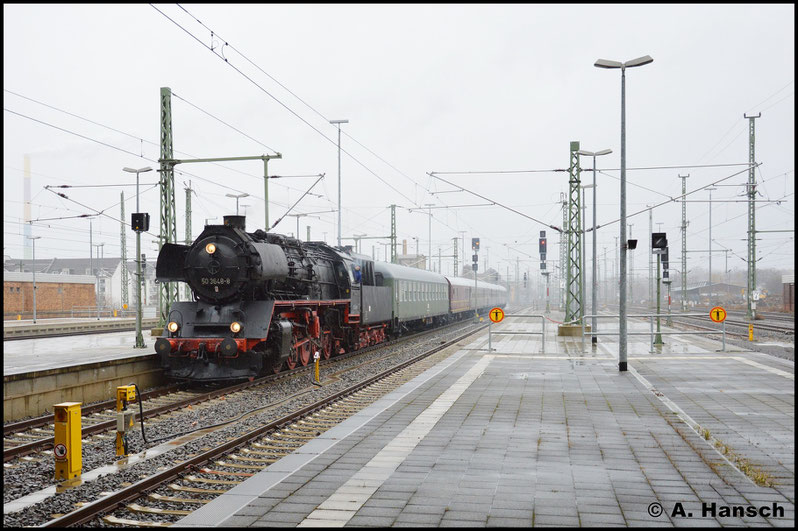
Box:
(223, 215), (246, 230)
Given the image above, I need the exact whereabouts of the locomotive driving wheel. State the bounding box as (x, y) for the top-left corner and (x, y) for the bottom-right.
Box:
(298, 341), (311, 366)
(285, 348), (298, 371)
(321, 330), (332, 360)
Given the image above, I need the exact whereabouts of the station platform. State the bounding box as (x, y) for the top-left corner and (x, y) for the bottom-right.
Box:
(3, 329), (157, 376)
(177, 313), (795, 527)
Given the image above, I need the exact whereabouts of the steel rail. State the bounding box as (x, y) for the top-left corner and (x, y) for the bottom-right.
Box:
(41, 323), (487, 527)
(5, 319), (473, 462)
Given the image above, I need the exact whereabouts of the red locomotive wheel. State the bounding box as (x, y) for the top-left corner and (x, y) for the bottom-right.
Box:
(321, 331), (332, 360)
(299, 343), (311, 366)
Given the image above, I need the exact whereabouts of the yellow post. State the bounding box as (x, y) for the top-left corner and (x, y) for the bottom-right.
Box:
(54, 402), (82, 480)
(116, 385), (137, 457)
(748, 324), (754, 341)
(17, 314), (21, 320)
(113, 309), (118, 317)
(314, 351), (321, 383)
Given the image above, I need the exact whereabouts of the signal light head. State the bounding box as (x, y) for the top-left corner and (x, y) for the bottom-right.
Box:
(230, 321), (242, 333)
(167, 321), (179, 333)
(205, 243), (217, 254)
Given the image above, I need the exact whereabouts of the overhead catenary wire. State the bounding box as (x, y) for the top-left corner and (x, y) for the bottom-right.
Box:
(152, 4), (420, 207)
(174, 4), (438, 205)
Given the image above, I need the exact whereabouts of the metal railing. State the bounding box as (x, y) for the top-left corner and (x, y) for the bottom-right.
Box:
(581, 313), (726, 353)
(69, 306), (139, 319)
(487, 314), (546, 353)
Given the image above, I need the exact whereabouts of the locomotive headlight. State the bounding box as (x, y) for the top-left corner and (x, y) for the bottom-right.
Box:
(230, 321), (242, 334)
(167, 321), (179, 333)
(205, 242), (217, 254)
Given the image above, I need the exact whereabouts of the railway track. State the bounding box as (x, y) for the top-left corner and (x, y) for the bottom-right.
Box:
(2, 319), (475, 464)
(605, 304), (794, 336)
(37, 323), (487, 527)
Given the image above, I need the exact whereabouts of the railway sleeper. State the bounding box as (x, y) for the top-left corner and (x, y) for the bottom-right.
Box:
(228, 454), (278, 464)
(253, 442), (301, 451)
(185, 474), (242, 485)
(126, 503), (192, 516)
(149, 493), (210, 504)
(103, 515), (171, 527)
(241, 448), (286, 457)
(168, 483), (226, 495)
(212, 461), (265, 471)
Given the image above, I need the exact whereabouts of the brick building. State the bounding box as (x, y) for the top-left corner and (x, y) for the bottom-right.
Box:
(4, 271), (96, 319)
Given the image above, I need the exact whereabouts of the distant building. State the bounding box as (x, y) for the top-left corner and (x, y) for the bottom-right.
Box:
(3, 256), (161, 314)
(3, 271), (95, 319)
(396, 254), (426, 270)
(670, 281), (746, 305)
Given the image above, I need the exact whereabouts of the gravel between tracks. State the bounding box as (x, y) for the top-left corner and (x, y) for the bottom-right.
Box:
(3, 322), (478, 527)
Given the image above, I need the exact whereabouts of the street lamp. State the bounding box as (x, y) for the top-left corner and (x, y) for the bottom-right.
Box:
(330, 119), (349, 247)
(577, 148), (612, 344)
(28, 236), (41, 323)
(123, 166), (152, 348)
(594, 54), (653, 372)
(225, 193), (249, 215)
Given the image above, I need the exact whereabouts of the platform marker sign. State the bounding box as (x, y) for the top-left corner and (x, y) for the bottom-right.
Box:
(489, 307), (504, 323)
(709, 306), (727, 323)
(54, 443), (67, 460)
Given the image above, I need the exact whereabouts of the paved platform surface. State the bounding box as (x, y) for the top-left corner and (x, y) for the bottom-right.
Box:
(3, 330), (156, 375)
(179, 315), (791, 526)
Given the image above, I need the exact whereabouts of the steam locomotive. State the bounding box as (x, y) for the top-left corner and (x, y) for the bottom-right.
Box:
(154, 215), (506, 382)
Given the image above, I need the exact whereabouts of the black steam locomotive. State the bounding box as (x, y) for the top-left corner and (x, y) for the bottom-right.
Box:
(155, 215), (506, 382)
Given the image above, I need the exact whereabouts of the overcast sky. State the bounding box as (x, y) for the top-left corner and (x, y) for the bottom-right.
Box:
(3, 4), (794, 283)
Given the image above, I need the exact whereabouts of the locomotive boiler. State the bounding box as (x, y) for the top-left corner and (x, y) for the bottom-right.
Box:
(154, 215), (393, 381)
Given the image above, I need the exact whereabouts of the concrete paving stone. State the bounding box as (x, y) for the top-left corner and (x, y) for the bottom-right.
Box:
(235, 505), (275, 517)
(672, 518), (722, 527)
(394, 512), (444, 525)
(445, 502), (493, 514)
(439, 520), (487, 527)
(441, 510), (489, 522)
(574, 494), (620, 506)
(579, 513), (628, 526)
(624, 518), (677, 528)
(250, 521), (307, 528)
(486, 516), (532, 527)
(532, 503), (579, 517)
(532, 514), (581, 526)
(355, 506), (403, 518)
(401, 502), (448, 515)
(245, 497), (282, 510)
(255, 511), (307, 524)
(487, 508), (534, 519)
(221, 515), (259, 526)
(347, 515), (397, 527)
(491, 497), (535, 510)
(362, 498), (407, 509)
(280, 494), (330, 505)
(271, 501), (320, 514)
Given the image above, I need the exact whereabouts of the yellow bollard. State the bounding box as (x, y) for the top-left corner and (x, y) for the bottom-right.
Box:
(54, 402), (82, 480)
(17, 314), (21, 320)
(749, 324), (754, 341)
(113, 309), (118, 317)
(314, 351), (321, 383)
(115, 385), (137, 457)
